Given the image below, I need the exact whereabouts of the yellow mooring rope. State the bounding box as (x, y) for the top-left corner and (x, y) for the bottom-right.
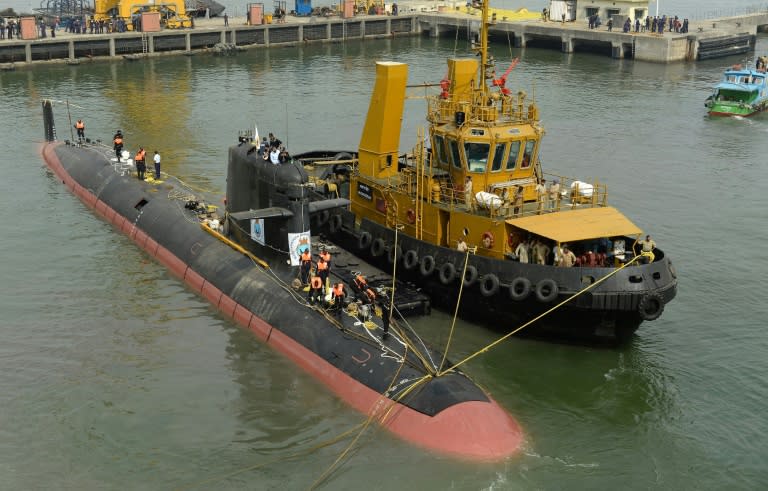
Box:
(438, 247), (473, 373)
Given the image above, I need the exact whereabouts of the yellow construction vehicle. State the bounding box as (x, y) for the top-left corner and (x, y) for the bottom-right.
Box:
(93, 0), (192, 29)
(355, 0), (384, 15)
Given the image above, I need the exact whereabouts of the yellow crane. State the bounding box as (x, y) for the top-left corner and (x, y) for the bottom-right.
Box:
(93, 0), (192, 29)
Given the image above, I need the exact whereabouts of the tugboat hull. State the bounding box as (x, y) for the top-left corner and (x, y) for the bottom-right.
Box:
(325, 214), (677, 344)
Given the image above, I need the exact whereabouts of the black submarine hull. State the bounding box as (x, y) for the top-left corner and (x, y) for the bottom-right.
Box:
(40, 133), (523, 460)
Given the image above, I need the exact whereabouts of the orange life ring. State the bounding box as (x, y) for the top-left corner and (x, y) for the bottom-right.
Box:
(406, 208), (416, 224)
(481, 231), (495, 249)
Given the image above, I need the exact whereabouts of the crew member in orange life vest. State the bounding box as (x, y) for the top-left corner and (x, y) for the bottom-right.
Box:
(331, 283), (345, 317)
(307, 272), (323, 305)
(353, 273), (376, 304)
(317, 247), (331, 287)
(299, 248), (312, 285)
(135, 147), (147, 180)
(113, 130), (124, 160)
(74, 119), (85, 141)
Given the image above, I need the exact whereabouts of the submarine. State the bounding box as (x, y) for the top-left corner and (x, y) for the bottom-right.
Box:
(39, 100), (523, 461)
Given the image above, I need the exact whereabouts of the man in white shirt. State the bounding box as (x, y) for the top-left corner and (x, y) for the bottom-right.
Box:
(153, 151), (161, 179)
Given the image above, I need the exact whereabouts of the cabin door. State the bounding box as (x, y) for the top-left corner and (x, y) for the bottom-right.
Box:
(439, 209), (450, 247)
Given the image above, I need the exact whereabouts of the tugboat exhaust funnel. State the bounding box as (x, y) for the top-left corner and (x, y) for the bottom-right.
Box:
(357, 62), (407, 179)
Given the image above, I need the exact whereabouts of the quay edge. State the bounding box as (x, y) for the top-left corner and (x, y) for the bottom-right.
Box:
(2, 9), (768, 66)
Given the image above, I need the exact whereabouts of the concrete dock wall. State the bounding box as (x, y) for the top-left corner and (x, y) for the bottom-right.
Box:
(0, 16), (418, 65)
(1, 9), (766, 67)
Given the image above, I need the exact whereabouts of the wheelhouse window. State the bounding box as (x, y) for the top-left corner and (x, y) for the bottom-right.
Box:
(433, 134), (449, 168)
(491, 143), (505, 171)
(506, 141), (521, 170)
(521, 140), (536, 168)
(447, 138), (462, 169)
(464, 141), (490, 173)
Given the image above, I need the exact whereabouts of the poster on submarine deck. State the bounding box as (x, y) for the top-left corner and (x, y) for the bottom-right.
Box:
(250, 218), (265, 245)
(288, 231), (311, 266)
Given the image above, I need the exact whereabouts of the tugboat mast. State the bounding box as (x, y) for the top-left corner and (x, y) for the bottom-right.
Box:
(474, 0), (492, 101)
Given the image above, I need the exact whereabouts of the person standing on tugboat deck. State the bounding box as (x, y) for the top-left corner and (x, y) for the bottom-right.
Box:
(638, 235), (656, 263)
(464, 176), (474, 211)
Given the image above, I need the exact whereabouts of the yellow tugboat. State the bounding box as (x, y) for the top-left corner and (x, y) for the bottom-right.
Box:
(303, 0), (677, 343)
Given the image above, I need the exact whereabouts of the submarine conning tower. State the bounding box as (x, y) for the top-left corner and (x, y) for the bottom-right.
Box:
(225, 137), (311, 254)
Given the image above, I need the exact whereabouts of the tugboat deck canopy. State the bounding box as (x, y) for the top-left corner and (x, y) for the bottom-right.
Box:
(507, 207), (642, 243)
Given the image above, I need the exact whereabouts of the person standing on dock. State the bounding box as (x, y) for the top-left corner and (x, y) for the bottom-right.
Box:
(224, 14), (229, 26)
(74, 119), (85, 142)
(153, 151), (161, 180)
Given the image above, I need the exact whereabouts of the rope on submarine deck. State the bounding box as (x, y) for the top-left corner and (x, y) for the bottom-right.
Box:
(436, 255), (642, 377)
(202, 220), (439, 377)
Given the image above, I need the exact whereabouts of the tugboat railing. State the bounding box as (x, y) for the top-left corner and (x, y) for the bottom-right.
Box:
(426, 94), (536, 125)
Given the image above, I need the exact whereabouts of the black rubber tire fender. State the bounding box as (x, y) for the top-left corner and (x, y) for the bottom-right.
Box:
(508, 277), (531, 301)
(535, 279), (559, 303)
(419, 255), (435, 276)
(403, 250), (419, 270)
(329, 214), (342, 233)
(439, 262), (456, 285)
(479, 273), (500, 297)
(371, 238), (386, 257)
(638, 292), (664, 321)
(387, 244), (403, 264)
(358, 231), (372, 251)
(462, 264), (478, 287)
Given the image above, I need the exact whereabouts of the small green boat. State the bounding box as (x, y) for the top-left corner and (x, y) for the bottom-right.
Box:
(705, 65), (768, 117)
